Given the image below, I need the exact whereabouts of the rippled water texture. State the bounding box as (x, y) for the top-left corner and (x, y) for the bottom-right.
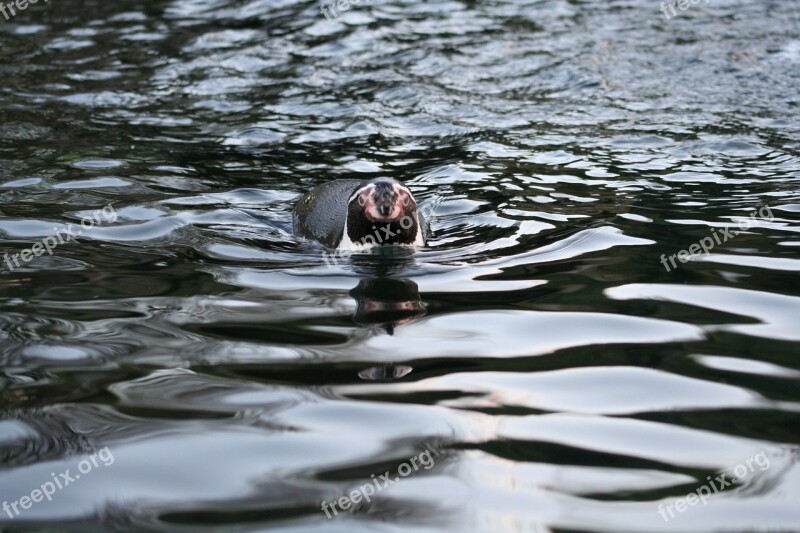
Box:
(1, 0), (799, 531)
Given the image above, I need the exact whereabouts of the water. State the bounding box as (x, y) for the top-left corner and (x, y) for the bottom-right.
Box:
(1, 0), (799, 531)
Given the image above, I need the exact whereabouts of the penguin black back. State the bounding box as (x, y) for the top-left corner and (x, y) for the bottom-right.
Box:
(293, 179), (362, 248)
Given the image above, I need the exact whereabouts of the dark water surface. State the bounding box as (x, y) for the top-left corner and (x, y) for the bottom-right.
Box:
(1, 0), (799, 531)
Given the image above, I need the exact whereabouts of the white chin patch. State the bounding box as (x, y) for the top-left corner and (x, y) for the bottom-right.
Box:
(337, 230), (423, 252)
(336, 232), (423, 252)
(337, 236), (419, 252)
(337, 234), (377, 252)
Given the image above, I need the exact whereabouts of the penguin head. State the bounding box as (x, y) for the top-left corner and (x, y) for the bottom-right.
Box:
(345, 178), (422, 248)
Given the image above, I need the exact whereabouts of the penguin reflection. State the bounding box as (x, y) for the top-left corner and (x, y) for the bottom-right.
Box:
(349, 277), (424, 382)
(349, 278), (426, 334)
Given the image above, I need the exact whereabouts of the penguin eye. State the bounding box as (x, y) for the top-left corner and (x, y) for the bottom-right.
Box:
(402, 195), (410, 206)
(358, 195), (367, 207)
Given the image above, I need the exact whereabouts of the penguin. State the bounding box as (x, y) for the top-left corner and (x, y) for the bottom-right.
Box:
(293, 177), (426, 250)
